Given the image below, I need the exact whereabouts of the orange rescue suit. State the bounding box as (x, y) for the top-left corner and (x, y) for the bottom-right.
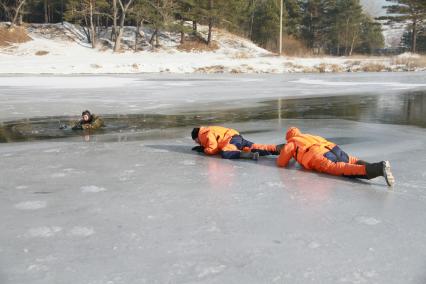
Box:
(198, 126), (239, 155)
(277, 127), (366, 177)
(197, 126), (277, 156)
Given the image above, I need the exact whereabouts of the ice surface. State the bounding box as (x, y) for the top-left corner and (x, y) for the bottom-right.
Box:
(1, 73), (426, 283)
(0, 72), (426, 122)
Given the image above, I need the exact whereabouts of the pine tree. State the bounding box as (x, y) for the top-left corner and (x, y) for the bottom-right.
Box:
(381, 0), (426, 53)
(356, 15), (385, 54)
(284, 0), (302, 37)
(301, 0), (329, 54)
(251, 0), (280, 51)
(334, 0), (364, 56)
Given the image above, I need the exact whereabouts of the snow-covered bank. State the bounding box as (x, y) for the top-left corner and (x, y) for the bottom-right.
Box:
(1, 23), (426, 74)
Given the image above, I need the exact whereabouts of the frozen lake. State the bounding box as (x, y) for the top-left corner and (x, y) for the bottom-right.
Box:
(1, 73), (426, 283)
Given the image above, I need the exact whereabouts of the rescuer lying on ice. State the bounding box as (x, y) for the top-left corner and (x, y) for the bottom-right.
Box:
(277, 127), (395, 187)
(191, 126), (284, 160)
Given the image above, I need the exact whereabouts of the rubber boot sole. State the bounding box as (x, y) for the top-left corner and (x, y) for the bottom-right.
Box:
(383, 161), (395, 187)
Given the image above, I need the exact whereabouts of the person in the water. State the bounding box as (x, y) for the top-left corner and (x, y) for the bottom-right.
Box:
(191, 126), (284, 160)
(276, 127), (395, 187)
(71, 110), (104, 130)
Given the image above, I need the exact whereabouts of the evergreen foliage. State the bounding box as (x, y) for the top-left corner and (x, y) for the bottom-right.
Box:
(3, 0), (424, 55)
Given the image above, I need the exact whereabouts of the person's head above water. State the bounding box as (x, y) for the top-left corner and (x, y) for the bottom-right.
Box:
(286, 127), (301, 140)
(191, 127), (200, 143)
(81, 110), (92, 123)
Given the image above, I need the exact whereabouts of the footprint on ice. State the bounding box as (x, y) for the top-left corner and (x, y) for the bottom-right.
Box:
(180, 160), (196, 166)
(119, 170), (136, 181)
(26, 226), (62, 238)
(15, 185), (29, 190)
(266, 182), (285, 188)
(355, 216), (381, 226)
(152, 149), (169, 153)
(69, 226), (95, 237)
(27, 264), (49, 272)
(81, 185), (107, 193)
(15, 201), (47, 210)
(43, 148), (61, 153)
(51, 173), (66, 178)
(197, 265), (227, 278)
(308, 241), (321, 249)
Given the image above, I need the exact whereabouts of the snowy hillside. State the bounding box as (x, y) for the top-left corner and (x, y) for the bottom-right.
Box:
(381, 21), (407, 48)
(0, 22), (425, 74)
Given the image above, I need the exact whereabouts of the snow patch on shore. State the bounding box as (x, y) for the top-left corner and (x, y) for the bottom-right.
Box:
(1, 23), (425, 74)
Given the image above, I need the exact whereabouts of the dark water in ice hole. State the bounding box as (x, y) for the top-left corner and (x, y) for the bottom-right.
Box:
(0, 91), (425, 143)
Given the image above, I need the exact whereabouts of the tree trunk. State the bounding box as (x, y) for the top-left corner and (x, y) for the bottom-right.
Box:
(111, 0), (117, 41)
(97, 14), (100, 34)
(412, 19), (417, 53)
(83, 16), (91, 43)
(149, 29), (157, 45)
(336, 34), (340, 56)
(134, 21), (139, 52)
(11, 0), (26, 27)
(344, 18), (350, 56)
(89, 0), (96, 48)
(249, 0), (255, 40)
(207, 21), (213, 45)
(114, 0), (134, 52)
(349, 35), (357, 56)
(44, 0), (48, 23)
(114, 19), (124, 52)
(180, 19), (184, 44)
(207, 0), (213, 45)
(114, 13), (126, 52)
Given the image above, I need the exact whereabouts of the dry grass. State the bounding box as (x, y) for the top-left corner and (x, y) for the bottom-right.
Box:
(35, 50), (49, 56)
(131, 63), (140, 70)
(178, 37), (219, 52)
(0, 26), (31, 47)
(195, 65), (225, 73)
(330, 64), (344, 73)
(361, 63), (387, 72)
(281, 36), (311, 57)
(90, 64), (102, 69)
(231, 51), (252, 59)
(392, 55), (426, 69)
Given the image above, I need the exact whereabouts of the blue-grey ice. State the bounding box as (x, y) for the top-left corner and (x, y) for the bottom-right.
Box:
(1, 73), (426, 284)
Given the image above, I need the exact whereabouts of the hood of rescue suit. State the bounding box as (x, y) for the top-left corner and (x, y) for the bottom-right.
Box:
(286, 127), (301, 140)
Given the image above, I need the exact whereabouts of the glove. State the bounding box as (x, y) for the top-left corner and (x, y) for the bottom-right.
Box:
(192, 146), (204, 153)
(82, 124), (91, 130)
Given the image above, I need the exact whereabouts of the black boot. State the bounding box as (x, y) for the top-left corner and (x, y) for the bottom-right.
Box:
(365, 161), (395, 187)
(356, 160), (370, 166)
(365, 162), (384, 179)
(349, 162), (382, 180)
(240, 151), (259, 161)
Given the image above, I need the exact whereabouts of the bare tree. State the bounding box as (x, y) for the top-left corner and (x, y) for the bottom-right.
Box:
(88, 0), (96, 47)
(113, 0), (134, 51)
(65, 0), (108, 48)
(9, 0), (27, 27)
(111, 0), (118, 40)
(44, 0), (49, 23)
